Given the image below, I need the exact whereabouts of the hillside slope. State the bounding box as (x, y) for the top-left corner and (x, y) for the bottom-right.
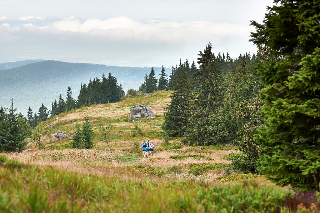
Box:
(3, 91), (294, 212)
(10, 91), (236, 181)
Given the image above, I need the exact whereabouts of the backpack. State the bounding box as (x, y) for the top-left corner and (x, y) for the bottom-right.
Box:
(142, 143), (147, 147)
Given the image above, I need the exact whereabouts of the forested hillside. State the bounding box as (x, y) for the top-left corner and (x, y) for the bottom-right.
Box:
(0, 60), (169, 115)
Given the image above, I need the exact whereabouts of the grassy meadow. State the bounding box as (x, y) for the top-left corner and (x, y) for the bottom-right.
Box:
(0, 91), (317, 212)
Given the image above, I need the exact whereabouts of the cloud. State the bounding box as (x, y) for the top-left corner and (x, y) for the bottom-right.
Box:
(3, 16), (253, 43)
(0, 16), (257, 66)
(41, 16), (253, 44)
(1, 23), (10, 27)
(0, 16), (8, 21)
(20, 15), (42, 21)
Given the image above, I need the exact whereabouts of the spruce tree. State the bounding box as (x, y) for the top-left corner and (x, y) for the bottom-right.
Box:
(146, 67), (158, 93)
(190, 61), (197, 77)
(158, 66), (168, 90)
(82, 117), (94, 149)
(38, 103), (49, 122)
(66, 86), (76, 111)
(0, 102), (32, 152)
(77, 84), (89, 108)
(58, 94), (66, 114)
(163, 61), (193, 137)
(27, 106), (34, 127)
(51, 100), (59, 117)
(72, 124), (83, 148)
(251, 0), (320, 190)
(72, 117), (94, 149)
(185, 43), (224, 145)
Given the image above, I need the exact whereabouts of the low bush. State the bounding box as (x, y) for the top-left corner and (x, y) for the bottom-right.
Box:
(0, 155), (8, 165)
(188, 163), (225, 176)
(3, 159), (25, 169)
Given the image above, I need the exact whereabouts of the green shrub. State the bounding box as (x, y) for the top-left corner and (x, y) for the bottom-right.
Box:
(0, 154), (8, 165)
(131, 125), (144, 137)
(4, 159), (25, 169)
(188, 163), (225, 176)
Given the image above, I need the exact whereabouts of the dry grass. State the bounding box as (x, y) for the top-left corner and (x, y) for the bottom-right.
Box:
(15, 91), (247, 183)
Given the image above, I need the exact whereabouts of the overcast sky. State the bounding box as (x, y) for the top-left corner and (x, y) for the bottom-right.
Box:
(0, 0), (274, 67)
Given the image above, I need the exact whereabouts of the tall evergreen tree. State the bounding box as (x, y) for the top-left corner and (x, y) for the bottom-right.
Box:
(82, 117), (94, 149)
(190, 61), (197, 77)
(185, 43), (224, 145)
(27, 106), (34, 128)
(0, 102), (32, 152)
(65, 86), (76, 111)
(51, 100), (59, 117)
(58, 94), (66, 114)
(72, 117), (94, 149)
(146, 67), (158, 93)
(251, 0), (320, 190)
(38, 103), (49, 122)
(77, 84), (89, 108)
(163, 61), (193, 136)
(158, 66), (168, 90)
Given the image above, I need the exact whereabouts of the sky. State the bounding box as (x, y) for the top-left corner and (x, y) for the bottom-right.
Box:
(0, 0), (274, 67)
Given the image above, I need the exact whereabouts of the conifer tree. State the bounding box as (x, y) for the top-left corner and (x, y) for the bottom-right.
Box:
(167, 66), (176, 91)
(65, 86), (76, 111)
(146, 67), (158, 93)
(163, 61), (193, 137)
(185, 43), (224, 145)
(58, 94), (66, 114)
(72, 124), (83, 148)
(38, 103), (49, 122)
(82, 117), (94, 149)
(51, 100), (59, 117)
(0, 102), (32, 152)
(72, 117), (94, 149)
(77, 84), (89, 108)
(251, 0), (320, 190)
(190, 61), (197, 77)
(27, 106), (34, 127)
(158, 66), (168, 90)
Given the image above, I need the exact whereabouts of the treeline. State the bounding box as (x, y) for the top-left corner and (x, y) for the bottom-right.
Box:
(162, 44), (261, 173)
(26, 73), (124, 128)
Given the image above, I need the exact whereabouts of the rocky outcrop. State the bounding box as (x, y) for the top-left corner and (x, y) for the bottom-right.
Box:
(129, 104), (155, 121)
(51, 130), (73, 142)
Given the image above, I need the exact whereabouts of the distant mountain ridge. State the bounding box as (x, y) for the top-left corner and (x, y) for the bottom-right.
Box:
(0, 60), (170, 115)
(0, 59), (44, 70)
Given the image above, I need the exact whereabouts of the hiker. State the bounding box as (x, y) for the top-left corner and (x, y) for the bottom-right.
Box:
(145, 140), (150, 158)
(142, 141), (147, 158)
(149, 141), (154, 156)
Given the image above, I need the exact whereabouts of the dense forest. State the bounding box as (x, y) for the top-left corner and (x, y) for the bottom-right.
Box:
(162, 0), (320, 191)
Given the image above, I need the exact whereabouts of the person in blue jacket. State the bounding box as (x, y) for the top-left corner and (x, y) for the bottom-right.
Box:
(142, 141), (147, 158)
(145, 140), (150, 158)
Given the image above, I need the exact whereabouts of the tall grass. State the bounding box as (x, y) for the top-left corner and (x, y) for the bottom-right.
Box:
(0, 159), (297, 212)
